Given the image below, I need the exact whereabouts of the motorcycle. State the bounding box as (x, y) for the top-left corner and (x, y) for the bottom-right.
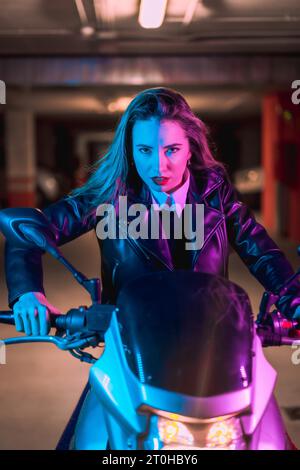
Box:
(0, 207), (299, 450)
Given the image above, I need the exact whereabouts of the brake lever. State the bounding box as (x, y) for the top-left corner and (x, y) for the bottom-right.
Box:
(2, 333), (100, 350)
(256, 310), (300, 347)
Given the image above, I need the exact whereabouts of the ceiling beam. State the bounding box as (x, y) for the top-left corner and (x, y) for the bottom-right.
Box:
(0, 56), (299, 87)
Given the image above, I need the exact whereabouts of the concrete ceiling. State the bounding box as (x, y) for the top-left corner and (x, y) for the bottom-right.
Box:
(0, 1), (298, 118)
(0, 0), (299, 55)
(4, 86), (262, 118)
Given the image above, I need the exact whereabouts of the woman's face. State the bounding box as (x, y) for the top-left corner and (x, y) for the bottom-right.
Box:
(132, 117), (191, 194)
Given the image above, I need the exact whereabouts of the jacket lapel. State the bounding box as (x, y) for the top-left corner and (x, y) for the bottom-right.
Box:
(185, 169), (225, 268)
(125, 185), (173, 270)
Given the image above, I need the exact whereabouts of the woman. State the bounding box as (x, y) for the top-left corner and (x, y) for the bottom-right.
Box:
(4, 87), (300, 447)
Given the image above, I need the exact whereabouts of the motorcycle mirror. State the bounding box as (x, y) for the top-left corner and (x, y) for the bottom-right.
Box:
(0, 207), (102, 303)
(0, 207), (62, 259)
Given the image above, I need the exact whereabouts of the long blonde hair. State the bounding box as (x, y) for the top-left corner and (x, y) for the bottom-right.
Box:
(67, 87), (224, 212)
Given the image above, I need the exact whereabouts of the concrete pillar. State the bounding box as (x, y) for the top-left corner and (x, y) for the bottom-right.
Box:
(262, 93), (300, 242)
(5, 110), (36, 207)
(262, 95), (279, 233)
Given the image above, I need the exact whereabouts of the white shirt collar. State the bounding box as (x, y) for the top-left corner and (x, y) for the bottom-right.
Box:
(150, 169), (190, 216)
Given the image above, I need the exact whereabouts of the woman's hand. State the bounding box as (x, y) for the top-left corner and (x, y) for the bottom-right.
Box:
(13, 292), (61, 336)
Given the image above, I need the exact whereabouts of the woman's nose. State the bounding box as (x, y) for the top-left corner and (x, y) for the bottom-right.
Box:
(155, 152), (168, 176)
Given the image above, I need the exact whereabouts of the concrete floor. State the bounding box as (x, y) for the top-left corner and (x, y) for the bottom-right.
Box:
(0, 228), (299, 449)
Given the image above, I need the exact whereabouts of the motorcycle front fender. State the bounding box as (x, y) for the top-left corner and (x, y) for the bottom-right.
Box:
(72, 386), (109, 450)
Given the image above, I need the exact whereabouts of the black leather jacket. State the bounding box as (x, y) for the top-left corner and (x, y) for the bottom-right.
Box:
(4, 167), (300, 318)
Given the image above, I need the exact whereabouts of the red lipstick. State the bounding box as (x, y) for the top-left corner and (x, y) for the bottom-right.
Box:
(152, 177), (169, 186)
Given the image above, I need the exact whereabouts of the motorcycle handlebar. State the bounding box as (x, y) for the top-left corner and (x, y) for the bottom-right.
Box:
(2, 308), (297, 347)
(0, 303), (116, 335)
(0, 311), (63, 328)
(0, 311), (14, 325)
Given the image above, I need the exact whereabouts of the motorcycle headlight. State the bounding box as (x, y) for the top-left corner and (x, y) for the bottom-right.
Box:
(141, 413), (246, 450)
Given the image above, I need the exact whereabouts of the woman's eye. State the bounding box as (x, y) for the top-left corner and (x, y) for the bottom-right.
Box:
(166, 147), (179, 156)
(139, 147), (152, 154)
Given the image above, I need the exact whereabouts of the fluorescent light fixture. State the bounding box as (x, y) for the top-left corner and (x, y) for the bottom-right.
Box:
(183, 0), (199, 24)
(138, 0), (168, 29)
(74, 0), (89, 25)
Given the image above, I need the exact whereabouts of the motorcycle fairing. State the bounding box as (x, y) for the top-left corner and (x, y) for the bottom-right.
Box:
(254, 395), (288, 450)
(242, 333), (288, 450)
(80, 272), (285, 450)
(78, 313), (286, 450)
(88, 311), (148, 450)
(116, 271), (253, 397)
(86, 308), (252, 450)
(72, 387), (109, 450)
(241, 333), (278, 437)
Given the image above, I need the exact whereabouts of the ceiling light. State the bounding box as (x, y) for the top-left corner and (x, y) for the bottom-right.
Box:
(108, 97), (133, 112)
(138, 0), (168, 29)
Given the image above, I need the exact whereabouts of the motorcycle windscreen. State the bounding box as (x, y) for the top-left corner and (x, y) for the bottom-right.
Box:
(116, 271), (253, 397)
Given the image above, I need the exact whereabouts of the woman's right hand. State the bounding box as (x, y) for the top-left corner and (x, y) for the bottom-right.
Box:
(13, 292), (62, 336)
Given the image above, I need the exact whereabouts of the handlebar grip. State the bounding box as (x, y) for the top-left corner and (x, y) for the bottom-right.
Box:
(0, 310), (64, 328)
(0, 311), (15, 325)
